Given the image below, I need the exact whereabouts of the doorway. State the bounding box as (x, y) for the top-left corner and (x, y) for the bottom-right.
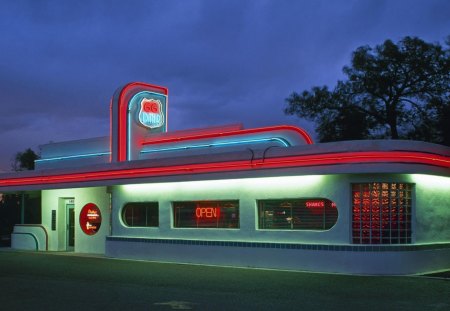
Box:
(66, 199), (75, 251)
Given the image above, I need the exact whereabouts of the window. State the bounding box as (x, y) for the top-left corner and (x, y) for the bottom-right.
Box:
(258, 198), (338, 230)
(173, 200), (239, 228)
(352, 183), (412, 244)
(122, 202), (159, 227)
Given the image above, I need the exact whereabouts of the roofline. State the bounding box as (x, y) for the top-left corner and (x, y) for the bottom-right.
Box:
(0, 140), (448, 191)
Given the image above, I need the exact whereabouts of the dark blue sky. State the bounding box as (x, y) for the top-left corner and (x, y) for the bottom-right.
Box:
(0, 0), (449, 171)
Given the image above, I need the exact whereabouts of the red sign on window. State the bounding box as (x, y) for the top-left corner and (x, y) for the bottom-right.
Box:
(195, 207), (220, 219)
(79, 203), (102, 235)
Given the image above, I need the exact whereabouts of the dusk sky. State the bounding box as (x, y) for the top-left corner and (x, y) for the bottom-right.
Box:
(0, 0), (449, 171)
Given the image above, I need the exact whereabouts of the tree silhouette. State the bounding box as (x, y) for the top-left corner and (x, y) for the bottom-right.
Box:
(285, 36), (450, 144)
(12, 148), (39, 171)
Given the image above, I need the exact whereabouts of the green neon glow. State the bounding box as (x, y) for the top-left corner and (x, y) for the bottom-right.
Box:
(411, 174), (450, 190)
(122, 175), (324, 194)
(117, 175), (336, 243)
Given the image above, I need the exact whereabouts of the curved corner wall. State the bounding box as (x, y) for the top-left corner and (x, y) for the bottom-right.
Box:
(11, 224), (48, 251)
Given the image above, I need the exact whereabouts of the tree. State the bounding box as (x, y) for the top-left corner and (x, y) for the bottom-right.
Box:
(285, 36), (450, 144)
(11, 148), (39, 171)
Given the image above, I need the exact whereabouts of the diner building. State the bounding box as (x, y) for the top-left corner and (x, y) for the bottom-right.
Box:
(1, 82), (449, 275)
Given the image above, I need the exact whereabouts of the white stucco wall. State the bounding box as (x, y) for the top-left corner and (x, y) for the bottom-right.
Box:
(412, 174), (450, 243)
(41, 187), (110, 254)
(110, 173), (449, 245)
(11, 225), (48, 251)
(111, 174), (349, 244)
(106, 172), (449, 274)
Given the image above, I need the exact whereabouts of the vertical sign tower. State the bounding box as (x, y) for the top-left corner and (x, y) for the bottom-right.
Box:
(110, 82), (168, 162)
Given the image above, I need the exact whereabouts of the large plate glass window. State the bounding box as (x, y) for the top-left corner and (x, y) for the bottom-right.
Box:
(258, 198), (338, 230)
(122, 202), (159, 227)
(352, 183), (412, 244)
(173, 200), (239, 228)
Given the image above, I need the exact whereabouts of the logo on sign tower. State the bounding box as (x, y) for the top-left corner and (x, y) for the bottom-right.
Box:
(138, 98), (164, 129)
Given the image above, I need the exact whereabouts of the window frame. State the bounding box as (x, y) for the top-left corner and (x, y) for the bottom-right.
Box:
(121, 202), (159, 227)
(172, 200), (240, 229)
(257, 198), (338, 231)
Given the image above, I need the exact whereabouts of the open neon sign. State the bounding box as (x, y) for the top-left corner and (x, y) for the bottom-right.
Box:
(195, 207), (220, 219)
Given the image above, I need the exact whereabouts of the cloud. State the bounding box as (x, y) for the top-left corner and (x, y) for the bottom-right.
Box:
(0, 0), (448, 170)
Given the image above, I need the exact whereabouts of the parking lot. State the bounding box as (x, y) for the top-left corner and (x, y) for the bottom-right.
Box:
(0, 249), (448, 310)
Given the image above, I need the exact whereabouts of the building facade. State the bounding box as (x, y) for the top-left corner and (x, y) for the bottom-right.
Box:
(2, 82), (449, 275)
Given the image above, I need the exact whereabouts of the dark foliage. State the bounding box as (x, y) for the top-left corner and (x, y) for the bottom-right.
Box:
(11, 148), (39, 171)
(285, 36), (450, 144)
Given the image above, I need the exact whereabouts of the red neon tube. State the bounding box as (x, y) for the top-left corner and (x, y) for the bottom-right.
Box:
(0, 151), (448, 188)
(117, 82), (168, 162)
(142, 125), (314, 146)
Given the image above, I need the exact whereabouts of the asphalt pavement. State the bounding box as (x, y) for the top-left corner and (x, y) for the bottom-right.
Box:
(0, 249), (448, 310)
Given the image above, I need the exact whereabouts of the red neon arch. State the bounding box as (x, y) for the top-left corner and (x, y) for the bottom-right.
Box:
(111, 82), (313, 161)
(113, 82), (168, 162)
(142, 125), (314, 146)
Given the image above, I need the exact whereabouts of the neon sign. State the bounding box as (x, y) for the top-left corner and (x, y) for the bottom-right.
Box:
(79, 203), (102, 235)
(305, 200), (337, 215)
(138, 98), (164, 129)
(306, 201), (325, 208)
(196, 207), (220, 219)
(111, 82), (168, 162)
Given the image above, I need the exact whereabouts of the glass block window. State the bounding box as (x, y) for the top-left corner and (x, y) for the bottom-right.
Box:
(258, 198), (338, 230)
(352, 183), (412, 244)
(122, 202), (159, 227)
(173, 200), (239, 228)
